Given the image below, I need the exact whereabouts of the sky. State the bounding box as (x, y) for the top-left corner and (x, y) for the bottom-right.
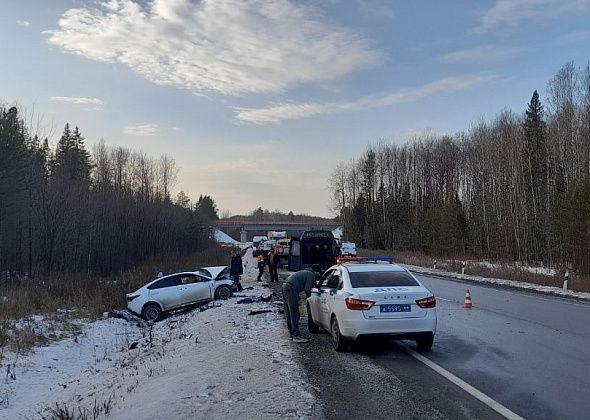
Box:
(1, 0), (589, 217)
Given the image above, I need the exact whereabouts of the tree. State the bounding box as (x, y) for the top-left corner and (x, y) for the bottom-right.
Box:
(522, 90), (549, 260)
(195, 195), (219, 223)
(176, 190), (191, 209)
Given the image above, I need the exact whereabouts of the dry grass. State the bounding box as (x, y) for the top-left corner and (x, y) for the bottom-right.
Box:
(358, 248), (590, 293)
(0, 245), (231, 351)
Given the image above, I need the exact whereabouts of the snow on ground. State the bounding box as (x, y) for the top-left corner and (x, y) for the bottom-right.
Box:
(213, 228), (238, 244)
(0, 248), (315, 419)
(476, 261), (557, 276)
(403, 264), (590, 301)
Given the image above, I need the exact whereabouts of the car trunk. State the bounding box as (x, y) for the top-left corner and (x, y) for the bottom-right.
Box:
(353, 287), (431, 319)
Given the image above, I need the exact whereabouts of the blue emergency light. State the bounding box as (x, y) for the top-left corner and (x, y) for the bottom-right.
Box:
(367, 257), (394, 263)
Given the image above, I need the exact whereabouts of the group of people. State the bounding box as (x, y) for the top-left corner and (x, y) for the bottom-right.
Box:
(256, 249), (280, 282)
(229, 247), (322, 344)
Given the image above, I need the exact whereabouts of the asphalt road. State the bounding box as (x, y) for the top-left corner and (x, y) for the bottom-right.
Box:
(415, 273), (590, 420)
(268, 265), (590, 420)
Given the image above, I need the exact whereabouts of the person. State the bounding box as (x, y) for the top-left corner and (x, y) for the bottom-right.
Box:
(230, 250), (244, 292)
(268, 249), (279, 282)
(281, 264), (322, 343)
(256, 254), (265, 282)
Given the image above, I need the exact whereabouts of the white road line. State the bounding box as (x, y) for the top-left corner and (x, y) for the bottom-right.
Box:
(436, 297), (453, 302)
(401, 345), (525, 420)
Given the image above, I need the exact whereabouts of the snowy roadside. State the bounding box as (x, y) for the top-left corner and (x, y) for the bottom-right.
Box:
(0, 249), (315, 419)
(403, 264), (590, 301)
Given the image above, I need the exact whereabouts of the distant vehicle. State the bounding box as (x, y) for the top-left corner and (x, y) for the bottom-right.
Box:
(274, 237), (291, 266)
(260, 239), (277, 255)
(126, 267), (234, 321)
(267, 231), (287, 241)
(306, 258), (437, 351)
(288, 230), (339, 271)
(340, 241), (357, 257)
(252, 236), (268, 256)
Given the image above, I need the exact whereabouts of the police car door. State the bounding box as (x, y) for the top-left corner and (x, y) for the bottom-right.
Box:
(288, 238), (301, 271)
(324, 269), (341, 323)
(318, 270), (340, 328)
(311, 269), (333, 328)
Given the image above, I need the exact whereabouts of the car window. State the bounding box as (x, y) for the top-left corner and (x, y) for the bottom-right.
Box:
(326, 273), (339, 289)
(319, 269), (334, 288)
(348, 271), (419, 288)
(148, 276), (178, 290)
(178, 274), (198, 284)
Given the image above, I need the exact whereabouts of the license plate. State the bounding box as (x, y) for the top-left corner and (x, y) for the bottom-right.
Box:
(380, 304), (411, 313)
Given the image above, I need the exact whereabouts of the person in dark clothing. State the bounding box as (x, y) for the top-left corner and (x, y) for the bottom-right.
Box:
(282, 264), (322, 342)
(256, 254), (265, 282)
(230, 250), (244, 291)
(268, 249), (279, 282)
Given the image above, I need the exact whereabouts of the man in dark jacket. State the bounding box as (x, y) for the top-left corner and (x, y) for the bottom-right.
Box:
(230, 250), (244, 291)
(282, 264), (322, 343)
(268, 249), (279, 282)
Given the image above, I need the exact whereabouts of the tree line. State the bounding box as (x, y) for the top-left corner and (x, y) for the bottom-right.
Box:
(0, 106), (217, 279)
(329, 62), (590, 274)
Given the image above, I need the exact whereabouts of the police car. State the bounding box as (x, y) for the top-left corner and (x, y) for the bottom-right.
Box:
(306, 257), (437, 351)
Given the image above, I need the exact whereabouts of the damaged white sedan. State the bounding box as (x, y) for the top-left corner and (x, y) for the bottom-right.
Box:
(126, 267), (235, 321)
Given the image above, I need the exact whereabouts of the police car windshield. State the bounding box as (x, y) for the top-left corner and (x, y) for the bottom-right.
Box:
(349, 271), (419, 288)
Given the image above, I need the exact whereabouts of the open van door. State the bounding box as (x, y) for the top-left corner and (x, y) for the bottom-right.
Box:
(288, 237), (301, 271)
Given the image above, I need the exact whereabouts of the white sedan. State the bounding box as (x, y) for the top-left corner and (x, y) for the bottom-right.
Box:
(126, 268), (234, 321)
(306, 260), (437, 351)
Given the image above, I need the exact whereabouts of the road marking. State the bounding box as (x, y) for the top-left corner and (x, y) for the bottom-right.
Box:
(401, 345), (525, 420)
(436, 297), (453, 302)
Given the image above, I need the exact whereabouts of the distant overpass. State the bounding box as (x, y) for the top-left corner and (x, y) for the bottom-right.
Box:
(215, 220), (341, 242)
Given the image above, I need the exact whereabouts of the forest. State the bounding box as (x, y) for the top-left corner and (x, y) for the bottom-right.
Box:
(0, 107), (218, 280)
(329, 62), (590, 274)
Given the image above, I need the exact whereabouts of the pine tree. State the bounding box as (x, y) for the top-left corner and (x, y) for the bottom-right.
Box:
(523, 90), (549, 260)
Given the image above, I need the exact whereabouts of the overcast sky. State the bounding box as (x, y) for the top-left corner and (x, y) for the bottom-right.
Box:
(2, 0), (589, 217)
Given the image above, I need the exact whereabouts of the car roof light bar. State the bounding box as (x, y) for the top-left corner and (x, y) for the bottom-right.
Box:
(336, 257), (394, 264)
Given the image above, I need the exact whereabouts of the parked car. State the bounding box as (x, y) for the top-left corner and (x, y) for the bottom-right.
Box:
(340, 241), (357, 257)
(252, 236), (268, 257)
(306, 258), (437, 351)
(260, 239), (277, 256)
(126, 268), (234, 321)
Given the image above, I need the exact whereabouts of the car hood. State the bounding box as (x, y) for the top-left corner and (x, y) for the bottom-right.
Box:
(197, 266), (230, 280)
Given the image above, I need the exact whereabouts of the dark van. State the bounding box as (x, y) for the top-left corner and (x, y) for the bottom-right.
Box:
(288, 230), (339, 271)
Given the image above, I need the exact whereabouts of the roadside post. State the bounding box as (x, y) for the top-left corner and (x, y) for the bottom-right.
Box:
(433, 260), (437, 270)
(461, 261), (466, 275)
(563, 270), (569, 290)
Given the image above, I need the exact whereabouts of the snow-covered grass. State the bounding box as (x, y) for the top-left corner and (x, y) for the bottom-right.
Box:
(359, 248), (589, 293)
(0, 249), (315, 419)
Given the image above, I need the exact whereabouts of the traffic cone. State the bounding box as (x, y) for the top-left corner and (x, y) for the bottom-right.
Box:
(464, 289), (473, 308)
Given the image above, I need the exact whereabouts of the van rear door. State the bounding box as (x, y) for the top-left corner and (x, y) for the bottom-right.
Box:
(288, 237), (301, 271)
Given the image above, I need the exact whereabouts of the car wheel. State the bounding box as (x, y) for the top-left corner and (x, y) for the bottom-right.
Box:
(416, 333), (434, 351)
(307, 303), (320, 333)
(215, 285), (233, 300)
(331, 316), (346, 352)
(142, 303), (162, 322)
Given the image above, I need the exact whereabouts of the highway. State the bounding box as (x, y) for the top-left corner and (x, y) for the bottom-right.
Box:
(271, 266), (590, 420)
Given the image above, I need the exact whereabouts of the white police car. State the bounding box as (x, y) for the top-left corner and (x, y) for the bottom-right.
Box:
(306, 258), (437, 351)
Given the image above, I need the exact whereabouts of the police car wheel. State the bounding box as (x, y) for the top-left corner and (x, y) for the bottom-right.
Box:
(416, 333), (434, 351)
(331, 316), (346, 352)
